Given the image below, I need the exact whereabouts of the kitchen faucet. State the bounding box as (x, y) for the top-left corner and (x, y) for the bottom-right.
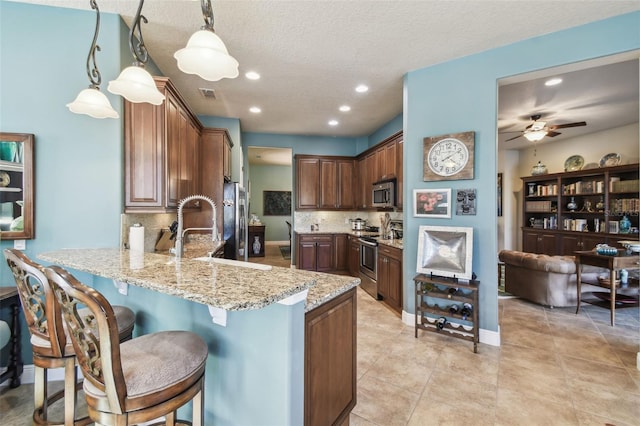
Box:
(173, 194), (219, 258)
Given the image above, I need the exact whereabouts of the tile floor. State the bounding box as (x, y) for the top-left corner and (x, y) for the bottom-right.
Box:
(1, 246), (638, 425)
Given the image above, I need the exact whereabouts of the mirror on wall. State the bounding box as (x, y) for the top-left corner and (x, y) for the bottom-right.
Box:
(0, 132), (34, 240)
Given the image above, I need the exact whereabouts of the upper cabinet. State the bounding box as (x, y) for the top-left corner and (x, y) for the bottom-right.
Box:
(124, 77), (202, 212)
(296, 156), (355, 210)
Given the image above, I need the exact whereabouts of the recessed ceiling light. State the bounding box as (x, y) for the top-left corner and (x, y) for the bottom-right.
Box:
(328, 120), (339, 126)
(355, 84), (369, 93)
(245, 71), (260, 80)
(339, 105), (351, 112)
(544, 77), (562, 86)
(249, 106), (261, 113)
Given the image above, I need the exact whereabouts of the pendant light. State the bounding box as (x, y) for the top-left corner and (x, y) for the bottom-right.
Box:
(107, 0), (165, 105)
(66, 0), (118, 119)
(174, 0), (239, 82)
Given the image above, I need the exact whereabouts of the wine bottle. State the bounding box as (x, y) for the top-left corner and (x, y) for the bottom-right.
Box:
(448, 304), (460, 315)
(436, 316), (447, 330)
(461, 303), (473, 320)
(448, 287), (459, 295)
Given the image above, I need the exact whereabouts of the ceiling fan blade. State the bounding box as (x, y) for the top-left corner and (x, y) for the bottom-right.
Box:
(548, 121), (586, 130)
(546, 131), (561, 137)
(505, 134), (523, 141)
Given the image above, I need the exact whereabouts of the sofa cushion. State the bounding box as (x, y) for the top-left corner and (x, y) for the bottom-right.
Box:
(499, 250), (576, 274)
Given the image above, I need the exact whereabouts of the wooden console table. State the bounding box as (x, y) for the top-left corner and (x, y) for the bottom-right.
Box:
(0, 286), (23, 388)
(575, 250), (639, 326)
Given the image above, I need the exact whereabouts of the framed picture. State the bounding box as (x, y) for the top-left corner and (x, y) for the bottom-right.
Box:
(263, 191), (291, 216)
(413, 188), (451, 218)
(455, 188), (476, 215)
(497, 173), (503, 217)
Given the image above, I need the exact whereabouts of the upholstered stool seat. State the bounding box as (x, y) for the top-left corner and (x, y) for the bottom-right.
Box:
(3, 249), (135, 426)
(45, 265), (207, 426)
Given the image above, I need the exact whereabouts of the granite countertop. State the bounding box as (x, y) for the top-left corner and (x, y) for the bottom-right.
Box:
(38, 248), (359, 312)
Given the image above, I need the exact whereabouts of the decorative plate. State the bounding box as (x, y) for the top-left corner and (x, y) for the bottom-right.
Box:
(599, 152), (621, 168)
(0, 171), (9, 187)
(564, 155), (584, 172)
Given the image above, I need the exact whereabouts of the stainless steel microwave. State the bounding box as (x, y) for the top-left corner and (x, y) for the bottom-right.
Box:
(372, 179), (396, 208)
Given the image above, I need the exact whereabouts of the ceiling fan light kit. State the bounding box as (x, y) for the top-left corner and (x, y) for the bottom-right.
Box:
(524, 129), (548, 142)
(107, 0), (165, 105)
(505, 114), (587, 142)
(67, 0), (119, 119)
(175, 0), (239, 82)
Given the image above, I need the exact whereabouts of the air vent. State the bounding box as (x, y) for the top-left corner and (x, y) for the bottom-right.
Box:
(199, 88), (216, 99)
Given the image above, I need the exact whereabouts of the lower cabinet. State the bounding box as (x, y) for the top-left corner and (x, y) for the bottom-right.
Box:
(522, 230), (559, 255)
(305, 287), (357, 426)
(296, 233), (349, 273)
(348, 235), (360, 277)
(377, 244), (403, 313)
(560, 233), (603, 255)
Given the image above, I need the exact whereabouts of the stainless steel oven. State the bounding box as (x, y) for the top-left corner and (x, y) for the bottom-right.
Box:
(358, 237), (378, 298)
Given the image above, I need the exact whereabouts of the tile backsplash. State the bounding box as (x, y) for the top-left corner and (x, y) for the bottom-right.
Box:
(121, 213), (176, 252)
(294, 211), (402, 233)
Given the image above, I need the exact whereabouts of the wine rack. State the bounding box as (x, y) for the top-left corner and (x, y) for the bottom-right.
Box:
(414, 274), (479, 353)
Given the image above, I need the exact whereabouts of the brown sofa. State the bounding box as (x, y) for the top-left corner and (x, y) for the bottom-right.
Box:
(498, 250), (603, 307)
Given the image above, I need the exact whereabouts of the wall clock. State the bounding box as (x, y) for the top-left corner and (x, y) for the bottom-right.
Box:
(423, 131), (475, 181)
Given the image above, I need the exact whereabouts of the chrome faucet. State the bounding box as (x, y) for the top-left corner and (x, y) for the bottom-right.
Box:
(173, 194), (219, 258)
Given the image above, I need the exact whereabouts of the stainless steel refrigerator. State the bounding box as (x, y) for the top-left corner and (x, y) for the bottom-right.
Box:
(223, 182), (247, 260)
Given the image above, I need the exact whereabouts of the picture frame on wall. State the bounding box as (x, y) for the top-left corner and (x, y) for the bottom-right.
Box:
(455, 188), (476, 215)
(263, 191), (292, 216)
(413, 188), (451, 218)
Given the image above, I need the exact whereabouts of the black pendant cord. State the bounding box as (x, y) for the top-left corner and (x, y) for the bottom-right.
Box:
(129, 0), (149, 65)
(86, 0), (102, 89)
(201, 0), (215, 31)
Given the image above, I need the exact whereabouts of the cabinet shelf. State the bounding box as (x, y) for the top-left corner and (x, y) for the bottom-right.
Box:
(0, 187), (21, 192)
(414, 274), (479, 353)
(0, 160), (23, 172)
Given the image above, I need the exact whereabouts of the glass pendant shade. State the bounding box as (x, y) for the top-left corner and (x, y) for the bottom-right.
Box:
(67, 87), (119, 119)
(108, 65), (165, 105)
(524, 129), (547, 142)
(174, 30), (239, 81)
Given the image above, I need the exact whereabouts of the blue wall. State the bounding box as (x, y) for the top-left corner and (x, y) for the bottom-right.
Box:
(403, 11), (640, 333)
(249, 164), (293, 241)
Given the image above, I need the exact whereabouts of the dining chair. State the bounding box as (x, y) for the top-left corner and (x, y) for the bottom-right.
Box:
(3, 249), (135, 426)
(45, 265), (208, 426)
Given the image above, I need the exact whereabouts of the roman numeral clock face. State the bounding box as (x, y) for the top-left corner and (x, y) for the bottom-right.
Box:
(423, 132), (475, 181)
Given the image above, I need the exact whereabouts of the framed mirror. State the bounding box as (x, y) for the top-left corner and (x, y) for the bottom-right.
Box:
(0, 132), (34, 240)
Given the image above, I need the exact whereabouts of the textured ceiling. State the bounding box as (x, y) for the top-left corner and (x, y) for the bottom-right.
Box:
(12, 0), (640, 140)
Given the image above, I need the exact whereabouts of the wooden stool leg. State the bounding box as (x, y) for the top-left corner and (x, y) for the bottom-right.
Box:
(165, 411), (177, 426)
(64, 357), (77, 426)
(193, 387), (203, 426)
(34, 365), (48, 422)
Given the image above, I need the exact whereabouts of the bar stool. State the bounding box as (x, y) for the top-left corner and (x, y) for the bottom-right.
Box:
(3, 249), (136, 426)
(45, 265), (207, 426)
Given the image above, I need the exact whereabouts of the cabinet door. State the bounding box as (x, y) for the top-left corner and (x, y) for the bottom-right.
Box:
(316, 240), (335, 272)
(523, 231), (541, 253)
(337, 160), (355, 209)
(223, 137), (232, 182)
(334, 234), (348, 271)
(124, 101), (163, 209)
(386, 255), (402, 311)
(179, 111), (200, 204)
(166, 96), (181, 208)
(348, 238), (360, 277)
(305, 288), (356, 426)
(296, 157), (320, 209)
(357, 157), (367, 209)
(364, 153), (375, 208)
(377, 255), (390, 299)
(298, 241), (317, 271)
(319, 159), (338, 209)
(383, 141), (397, 179)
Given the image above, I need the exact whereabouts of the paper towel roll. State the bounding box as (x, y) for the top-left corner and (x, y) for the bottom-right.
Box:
(129, 224), (145, 253)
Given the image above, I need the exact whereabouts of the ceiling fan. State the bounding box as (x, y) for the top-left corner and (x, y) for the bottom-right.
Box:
(504, 114), (587, 142)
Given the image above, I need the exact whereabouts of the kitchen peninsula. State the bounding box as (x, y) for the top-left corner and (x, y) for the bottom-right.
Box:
(38, 248), (359, 426)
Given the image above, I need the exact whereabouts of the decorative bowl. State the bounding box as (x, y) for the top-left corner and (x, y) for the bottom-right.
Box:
(595, 244), (618, 256)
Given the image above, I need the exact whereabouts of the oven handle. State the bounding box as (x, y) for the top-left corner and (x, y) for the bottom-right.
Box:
(358, 238), (378, 247)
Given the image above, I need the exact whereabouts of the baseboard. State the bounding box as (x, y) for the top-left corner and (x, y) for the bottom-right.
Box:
(266, 240), (290, 246)
(402, 310), (501, 347)
(0, 364), (77, 389)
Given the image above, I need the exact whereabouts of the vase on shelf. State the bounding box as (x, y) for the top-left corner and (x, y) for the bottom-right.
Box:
(252, 235), (261, 254)
(530, 161), (548, 176)
(595, 196), (604, 211)
(619, 215), (631, 234)
(566, 197), (577, 211)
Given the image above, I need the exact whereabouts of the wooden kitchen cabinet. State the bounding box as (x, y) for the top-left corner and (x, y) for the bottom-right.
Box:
(305, 287), (357, 426)
(334, 234), (349, 272)
(397, 137), (403, 210)
(377, 244), (403, 313)
(296, 156), (355, 210)
(124, 77), (202, 212)
(185, 128), (234, 231)
(297, 233), (335, 272)
(348, 235), (360, 277)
